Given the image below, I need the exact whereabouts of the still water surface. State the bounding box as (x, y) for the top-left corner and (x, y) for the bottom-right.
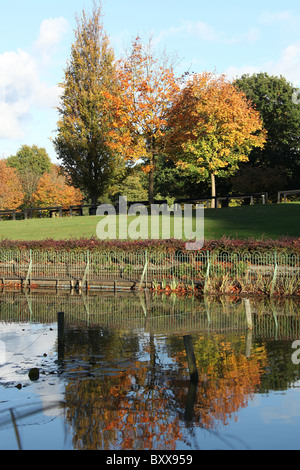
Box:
(0, 291), (300, 450)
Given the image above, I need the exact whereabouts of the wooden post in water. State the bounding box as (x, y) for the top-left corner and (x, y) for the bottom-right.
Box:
(184, 380), (198, 422)
(57, 311), (65, 361)
(245, 329), (253, 358)
(57, 312), (64, 342)
(183, 335), (199, 383)
(245, 299), (253, 330)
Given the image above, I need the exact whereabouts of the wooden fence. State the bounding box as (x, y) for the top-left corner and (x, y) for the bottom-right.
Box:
(0, 192), (272, 221)
(277, 189), (300, 203)
(1, 189), (300, 221)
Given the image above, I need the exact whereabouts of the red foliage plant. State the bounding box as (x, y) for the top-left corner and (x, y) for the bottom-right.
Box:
(0, 236), (299, 254)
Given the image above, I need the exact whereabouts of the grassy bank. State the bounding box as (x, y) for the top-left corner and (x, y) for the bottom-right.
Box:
(0, 204), (299, 241)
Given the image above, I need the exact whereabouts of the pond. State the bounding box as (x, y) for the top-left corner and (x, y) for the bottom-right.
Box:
(0, 291), (300, 451)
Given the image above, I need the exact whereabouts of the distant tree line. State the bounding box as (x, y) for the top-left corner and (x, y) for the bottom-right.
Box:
(0, 145), (83, 211)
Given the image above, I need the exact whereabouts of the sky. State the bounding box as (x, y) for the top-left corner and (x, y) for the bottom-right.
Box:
(1, 0), (300, 163)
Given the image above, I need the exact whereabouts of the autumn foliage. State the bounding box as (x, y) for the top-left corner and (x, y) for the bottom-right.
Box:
(62, 329), (268, 450)
(52, 5), (270, 206)
(175, 334), (268, 430)
(0, 160), (24, 210)
(33, 166), (84, 208)
(106, 36), (181, 202)
(166, 72), (267, 203)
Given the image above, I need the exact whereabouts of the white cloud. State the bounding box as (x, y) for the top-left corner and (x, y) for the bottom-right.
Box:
(224, 64), (262, 82)
(34, 17), (70, 64)
(259, 10), (300, 35)
(259, 10), (294, 25)
(0, 102), (28, 140)
(224, 40), (300, 86)
(0, 49), (38, 139)
(272, 41), (300, 84)
(228, 27), (260, 45)
(183, 20), (219, 42)
(0, 18), (69, 141)
(154, 20), (260, 48)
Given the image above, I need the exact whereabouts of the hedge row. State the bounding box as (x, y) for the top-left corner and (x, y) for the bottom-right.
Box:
(0, 236), (299, 254)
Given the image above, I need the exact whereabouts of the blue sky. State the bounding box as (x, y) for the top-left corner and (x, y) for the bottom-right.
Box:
(1, 0), (300, 163)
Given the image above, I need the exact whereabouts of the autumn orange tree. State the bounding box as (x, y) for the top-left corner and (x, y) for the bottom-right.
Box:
(6, 145), (52, 207)
(33, 165), (83, 208)
(166, 72), (267, 207)
(106, 37), (181, 204)
(173, 333), (268, 431)
(0, 160), (24, 210)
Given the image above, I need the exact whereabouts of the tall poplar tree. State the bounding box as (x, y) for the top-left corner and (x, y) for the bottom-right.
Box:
(53, 3), (120, 205)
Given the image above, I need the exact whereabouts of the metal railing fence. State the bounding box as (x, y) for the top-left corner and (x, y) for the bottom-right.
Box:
(0, 249), (299, 292)
(0, 291), (299, 339)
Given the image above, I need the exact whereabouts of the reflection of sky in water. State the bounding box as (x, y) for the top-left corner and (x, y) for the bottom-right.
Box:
(170, 386), (300, 450)
(210, 387), (300, 451)
(0, 322), (58, 384)
(0, 322), (73, 450)
(0, 294), (300, 450)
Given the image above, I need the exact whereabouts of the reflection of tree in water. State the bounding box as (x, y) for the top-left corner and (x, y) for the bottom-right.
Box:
(63, 330), (182, 450)
(258, 341), (300, 393)
(62, 326), (270, 450)
(169, 334), (269, 431)
(65, 365), (184, 450)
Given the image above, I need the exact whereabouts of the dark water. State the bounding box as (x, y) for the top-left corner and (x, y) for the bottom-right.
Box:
(0, 291), (300, 450)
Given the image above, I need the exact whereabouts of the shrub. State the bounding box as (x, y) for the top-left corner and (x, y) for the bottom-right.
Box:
(0, 235), (299, 254)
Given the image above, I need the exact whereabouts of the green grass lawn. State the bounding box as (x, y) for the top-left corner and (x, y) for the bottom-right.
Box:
(0, 203), (299, 241)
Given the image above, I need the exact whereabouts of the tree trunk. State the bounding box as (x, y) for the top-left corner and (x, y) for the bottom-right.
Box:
(149, 168), (154, 205)
(211, 173), (217, 209)
(91, 193), (98, 206)
(148, 139), (156, 205)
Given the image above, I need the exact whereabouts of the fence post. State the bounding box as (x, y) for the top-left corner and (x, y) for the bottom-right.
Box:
(139, 250), (148, 290)
(25, 250), (33, 288)
(82, 250), (90, 290)
(184, 380), (198, 422)
(204, 296), (211, 325)
(270, 251), (278, 297)
(183, 335), (199, 383)
(145, 250), (148, 288)
(204, 251), (210, 294)
(245, 299), (253, 330)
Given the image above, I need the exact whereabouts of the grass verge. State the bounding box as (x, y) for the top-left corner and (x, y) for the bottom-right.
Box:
(0, 203), (298, 241)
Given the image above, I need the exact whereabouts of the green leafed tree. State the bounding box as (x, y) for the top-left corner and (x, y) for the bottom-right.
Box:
(6, 144), (52, 207)
(234, 73), (300, 189)
(53, 2), (121, 205)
